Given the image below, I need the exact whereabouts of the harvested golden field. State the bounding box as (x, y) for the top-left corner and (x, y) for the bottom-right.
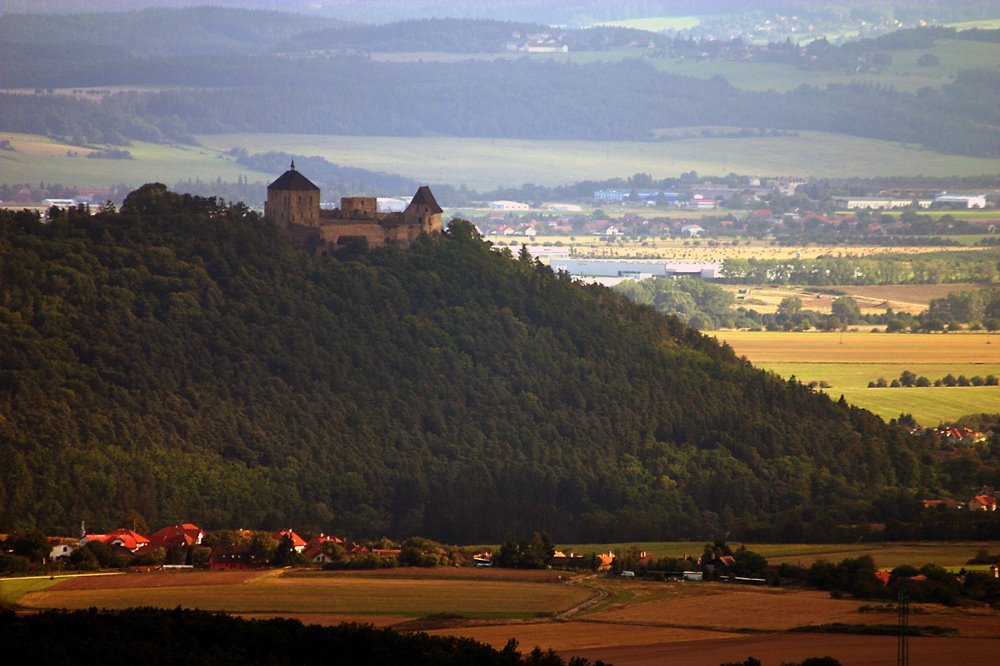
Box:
(289, 567), (565, 582)
(834, 284), (997, 313)
(433, 581), (1000, 666)
(587, 582), (1000, 636)
(715, 331), (996, 365)
(44, 570), (264, 591)
(719, 283), (993, 316)
(19, 569), (589, 620)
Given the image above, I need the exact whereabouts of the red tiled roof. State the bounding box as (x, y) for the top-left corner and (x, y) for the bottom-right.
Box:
(305, 534), (344, 547)
(972, 494), (997, 508)
(147, 523), (203, 549)
(275, 530), (306, 548)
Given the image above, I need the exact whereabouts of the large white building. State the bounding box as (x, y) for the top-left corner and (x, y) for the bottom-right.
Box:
(832, 196), (932, 210)
(490, 200), (530, 211)
(934, 193), (987, 208)
(550, 260), (721, 280)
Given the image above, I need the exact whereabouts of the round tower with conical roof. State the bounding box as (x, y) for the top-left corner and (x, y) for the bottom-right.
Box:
(265, 161), (321, 228)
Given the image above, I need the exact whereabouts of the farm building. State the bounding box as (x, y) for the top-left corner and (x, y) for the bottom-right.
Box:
(593, 189), (677, 204)
(490, 200), (530, 211)
(831, 196), (933, 210)
(934, 193), (987, 208)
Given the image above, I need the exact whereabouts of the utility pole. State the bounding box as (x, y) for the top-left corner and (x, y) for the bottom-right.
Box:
(897, 589), (909, 666)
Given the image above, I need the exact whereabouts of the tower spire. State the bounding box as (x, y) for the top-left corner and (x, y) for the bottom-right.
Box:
(290, 159), (296, 170)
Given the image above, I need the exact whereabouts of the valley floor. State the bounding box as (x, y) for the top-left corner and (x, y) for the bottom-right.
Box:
(9, 561), (1000, 666)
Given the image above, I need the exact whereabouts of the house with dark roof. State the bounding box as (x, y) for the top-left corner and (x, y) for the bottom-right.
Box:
(265, 163), (442, 252)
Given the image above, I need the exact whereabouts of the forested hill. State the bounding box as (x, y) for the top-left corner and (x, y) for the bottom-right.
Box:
(0, 187), (935, 541)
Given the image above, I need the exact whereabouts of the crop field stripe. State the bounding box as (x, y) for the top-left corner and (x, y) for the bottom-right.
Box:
(19, 574), (592, 618)
(715, 331), (1000, 364)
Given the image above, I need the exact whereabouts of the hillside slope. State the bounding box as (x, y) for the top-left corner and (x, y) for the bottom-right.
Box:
(0, 187), (934, 540)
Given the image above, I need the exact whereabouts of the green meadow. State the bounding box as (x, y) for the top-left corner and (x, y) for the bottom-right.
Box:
(198, 132), (999, 191)
(716, 331), (1000, 425)
(0, 576), (60, 608)
(831, 385), (1000, 425)
(0, 132), (272, 188)
(755, 362), (998, 389)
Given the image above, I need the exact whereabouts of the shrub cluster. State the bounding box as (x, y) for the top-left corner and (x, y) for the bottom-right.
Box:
(868, 370), (998, 388)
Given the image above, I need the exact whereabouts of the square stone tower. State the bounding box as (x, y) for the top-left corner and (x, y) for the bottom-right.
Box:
(265, 161), (321, 227)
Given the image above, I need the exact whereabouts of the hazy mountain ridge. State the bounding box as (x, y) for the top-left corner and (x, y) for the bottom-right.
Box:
(0, 188), (937, 540)
(2, 58), (996, 158)
(0, 7), (349, 56)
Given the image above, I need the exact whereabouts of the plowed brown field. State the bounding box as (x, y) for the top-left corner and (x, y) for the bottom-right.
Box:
(561, 633), (1000, 666)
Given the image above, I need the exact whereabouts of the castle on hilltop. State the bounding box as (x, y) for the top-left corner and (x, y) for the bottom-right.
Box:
(265, 162), (442, 252)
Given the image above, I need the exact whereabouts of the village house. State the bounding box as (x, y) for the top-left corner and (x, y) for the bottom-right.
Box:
(968, 494), (998, 512)
(48, 539), (76, 562)
(302, 544), (334, 565)
(81, 528), (150, 553)
(275, 530), (307, 553)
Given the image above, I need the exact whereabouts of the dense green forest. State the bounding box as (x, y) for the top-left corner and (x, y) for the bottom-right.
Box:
(0, 187), (948, 541)
(3, 59), (995, 157)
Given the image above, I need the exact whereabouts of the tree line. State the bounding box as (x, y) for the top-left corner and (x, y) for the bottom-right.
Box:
(0, 607), (598, 666)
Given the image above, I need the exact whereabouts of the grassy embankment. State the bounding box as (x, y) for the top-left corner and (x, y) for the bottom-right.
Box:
(714, 331), (1000, 424)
